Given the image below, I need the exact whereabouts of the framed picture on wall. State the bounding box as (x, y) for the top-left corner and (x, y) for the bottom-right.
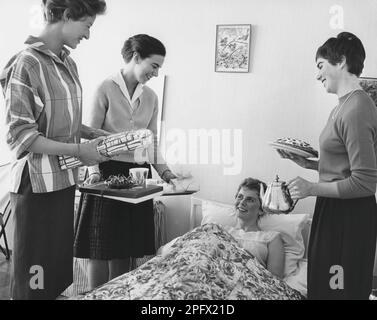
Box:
(215, 24), (251, 73)
(360, 77), (377, 107)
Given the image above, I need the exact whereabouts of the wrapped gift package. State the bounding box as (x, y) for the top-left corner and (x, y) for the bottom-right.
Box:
(58, 129), (153, 170)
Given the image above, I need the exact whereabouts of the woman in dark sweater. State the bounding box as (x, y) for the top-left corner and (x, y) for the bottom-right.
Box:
(280, 32), (377, 299)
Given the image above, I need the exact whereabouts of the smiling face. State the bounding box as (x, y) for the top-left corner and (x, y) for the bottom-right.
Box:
(234, 187), (261, 222)
(134, 54), (165, 84)
(316, 57), (342, 94)
(61, 15), (96, 49)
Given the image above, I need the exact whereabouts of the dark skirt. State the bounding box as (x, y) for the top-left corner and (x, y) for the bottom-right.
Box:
(73, 160), (155, 260)
(10, 164), (75, 300)
(308, 196), (377, 300)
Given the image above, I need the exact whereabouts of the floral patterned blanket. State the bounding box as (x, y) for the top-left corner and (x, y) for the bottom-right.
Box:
(74, 224), (303, 300)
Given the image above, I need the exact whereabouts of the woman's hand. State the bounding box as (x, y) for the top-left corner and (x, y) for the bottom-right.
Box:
(277, 149), (309, 167)
(80, 125), (112, 140)
(95, 129), (112, 137)
(277, 149), (319, 171)
(83, 172), (101, 186)
(78, 137), (109, 166)
(287, 176), (314, 200)
(161, 170), (177, 184)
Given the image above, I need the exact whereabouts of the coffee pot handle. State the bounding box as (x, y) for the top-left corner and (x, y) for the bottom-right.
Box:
(291, 199), (299, 210)
(283, 182), (299, 212)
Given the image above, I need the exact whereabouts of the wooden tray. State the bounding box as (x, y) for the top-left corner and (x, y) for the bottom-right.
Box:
(161, 190), (198, 196)
(79, 182), (163, 199)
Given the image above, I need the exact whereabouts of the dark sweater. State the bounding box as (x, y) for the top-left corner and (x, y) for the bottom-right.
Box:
(319, 89), (377, 198)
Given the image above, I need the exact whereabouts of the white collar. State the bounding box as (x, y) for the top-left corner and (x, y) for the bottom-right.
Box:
(110, 70), (144, 106)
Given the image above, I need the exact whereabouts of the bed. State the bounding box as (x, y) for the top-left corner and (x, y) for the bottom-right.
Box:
(188, 197), (311, 297)
(72, 196), (311, 300)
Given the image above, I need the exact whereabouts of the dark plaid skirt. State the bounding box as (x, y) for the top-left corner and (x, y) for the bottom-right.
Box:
(73, 161), (155, 260)
(308, 196), (377, 300)
(10, 163), (75, 300)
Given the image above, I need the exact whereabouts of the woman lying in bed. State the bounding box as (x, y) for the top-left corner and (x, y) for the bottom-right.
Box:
(160, 177), (285, 278)
(225, 178), (285, 278)
(74, 178), (302, 300)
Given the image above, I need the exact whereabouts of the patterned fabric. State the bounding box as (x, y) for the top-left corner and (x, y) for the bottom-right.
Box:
(0, 36), (82, 193)
(73, 224), (303, 300)
(63, 199), (167, 297)
(58, 129), (153, 170)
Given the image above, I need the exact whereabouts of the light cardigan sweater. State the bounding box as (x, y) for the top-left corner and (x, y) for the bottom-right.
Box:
(319, 89), (377, 198)
(87, 71), (169, 177)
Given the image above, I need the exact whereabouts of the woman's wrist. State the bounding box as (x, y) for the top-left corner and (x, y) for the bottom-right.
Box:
(308, 182), (316, 196)
(89, 128), (101, 140)
(64, 143), (80, 157)
(76, 143), (81, 158)
(305, 159), (319, 170)
(161, 169), (172, 182)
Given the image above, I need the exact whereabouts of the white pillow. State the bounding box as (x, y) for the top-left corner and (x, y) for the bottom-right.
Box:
(200, 199), (310, 277)
(284, 259), (308, 297)
(259, 214), (308, 277)
(201, 200), (238, 227)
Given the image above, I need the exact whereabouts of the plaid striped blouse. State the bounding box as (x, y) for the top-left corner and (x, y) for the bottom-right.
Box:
(0, 36), (82, 193)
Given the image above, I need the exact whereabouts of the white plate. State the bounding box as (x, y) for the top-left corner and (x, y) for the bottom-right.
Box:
(269, 142), (318, 158)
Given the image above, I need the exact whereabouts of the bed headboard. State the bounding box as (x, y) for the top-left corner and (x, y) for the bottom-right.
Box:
(189, 196), (312, 258)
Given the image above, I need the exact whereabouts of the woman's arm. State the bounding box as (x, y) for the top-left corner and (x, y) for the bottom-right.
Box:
(28, 135), (109, 166)
(267, 234), (285, 279)
(288, 177), (340, 199)
(80, 124), (111, 140)
(289, 95), (377, 200)
(147, 94), (177, 182)
(335, 98), (377, 198)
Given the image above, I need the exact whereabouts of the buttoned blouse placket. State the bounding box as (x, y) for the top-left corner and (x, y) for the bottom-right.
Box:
(117, 72), (143, 131)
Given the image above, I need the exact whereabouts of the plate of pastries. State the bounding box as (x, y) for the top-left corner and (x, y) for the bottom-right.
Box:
(269, 137), (318, 158)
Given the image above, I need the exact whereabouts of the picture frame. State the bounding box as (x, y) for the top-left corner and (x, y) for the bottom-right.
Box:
(215, 24), (251, 73)
(360, 77), (377, 107)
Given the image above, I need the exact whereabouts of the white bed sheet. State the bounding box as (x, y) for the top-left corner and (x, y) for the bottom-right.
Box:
(284, 259), (307, 297)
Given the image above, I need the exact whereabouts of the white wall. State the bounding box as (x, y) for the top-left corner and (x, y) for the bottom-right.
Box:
(1, 1), (377, 244)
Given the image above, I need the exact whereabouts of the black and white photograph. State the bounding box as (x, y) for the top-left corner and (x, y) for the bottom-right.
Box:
(0, 0), (377, 305)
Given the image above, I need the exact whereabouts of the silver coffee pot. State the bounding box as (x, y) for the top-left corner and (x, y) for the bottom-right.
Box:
(260, 175), (297, 214)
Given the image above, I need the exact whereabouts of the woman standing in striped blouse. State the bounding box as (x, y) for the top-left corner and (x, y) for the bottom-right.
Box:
(0, 0), (107, 300)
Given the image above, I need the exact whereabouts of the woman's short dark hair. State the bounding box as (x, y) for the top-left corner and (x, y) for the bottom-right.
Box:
(42, 0), (106, 23)
(315, 32), (365, 76)
(121, 34), (166, 63)
(235, 177), (267, 204)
